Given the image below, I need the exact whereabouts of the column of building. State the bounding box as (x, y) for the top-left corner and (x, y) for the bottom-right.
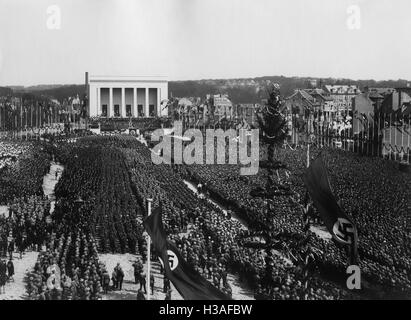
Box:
(96, 86), (162, 118)
(145, 88), (149, 117)
(133, 88), (137, 117)
(121, 87), (126, 117)
(157, 88), (161, 116)
(97, 87), (101, 116)
(109, 88), (113, 117)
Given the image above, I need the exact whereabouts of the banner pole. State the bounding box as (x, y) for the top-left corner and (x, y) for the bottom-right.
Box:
(147, 198), (153, 300)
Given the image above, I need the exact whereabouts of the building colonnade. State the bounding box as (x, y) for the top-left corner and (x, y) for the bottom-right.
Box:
(96, 86), (161, 118)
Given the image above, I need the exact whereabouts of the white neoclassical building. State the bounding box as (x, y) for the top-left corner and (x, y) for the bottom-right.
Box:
(87, 73), (168, 118)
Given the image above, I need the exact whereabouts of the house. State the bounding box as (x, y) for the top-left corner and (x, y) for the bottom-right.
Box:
(212, 94), (233, 119)
(324, 85), (361, 117)
(304, 88), (335, 121)
(381, 88), (411, 116)
(363, 87), (394, 113)
(234, 104), (260, 126)
(367, 87), (396, 97)
(284, 89), (318, 117)
(352, 93), (374, 134)
(284, 89), (319, 135)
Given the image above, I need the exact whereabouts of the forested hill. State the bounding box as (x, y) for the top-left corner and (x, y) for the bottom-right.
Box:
(169, 76), (410, 103)
(4, 76), (410, 104)
(0, 86), (13, 96)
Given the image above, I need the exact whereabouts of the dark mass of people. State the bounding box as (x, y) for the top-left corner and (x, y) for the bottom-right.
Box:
(177, 145), (411, 298)
(1, 133), (409, 300)
(0, 141), (50, 204)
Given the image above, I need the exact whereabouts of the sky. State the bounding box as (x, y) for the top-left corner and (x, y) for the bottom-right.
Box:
(0, 0), (411, 86)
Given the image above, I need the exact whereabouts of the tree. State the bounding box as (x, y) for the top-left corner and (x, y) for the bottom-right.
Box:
(257, 82), (288, 164)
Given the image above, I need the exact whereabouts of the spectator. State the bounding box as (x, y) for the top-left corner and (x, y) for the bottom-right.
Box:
(140, 271), (147, 294)
(7, 259), (14, 281)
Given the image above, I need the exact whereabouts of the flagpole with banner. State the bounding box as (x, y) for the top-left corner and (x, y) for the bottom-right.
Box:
(304, 154), (359, 266)
(146, 198), (152, 300)
(143, 204), (231, 300)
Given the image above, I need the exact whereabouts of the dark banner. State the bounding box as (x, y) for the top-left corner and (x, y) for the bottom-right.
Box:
(144, 205), (231, 300)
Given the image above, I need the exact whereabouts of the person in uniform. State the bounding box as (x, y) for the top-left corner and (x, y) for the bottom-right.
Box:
(136, 289), (145, 300)
(115, 264), (124, 290)
(139, 271), (147, 294)
(150, 274), (155, 295)
(132, 260), (142, 284)
(163, 274), (170, 293)
(6, 259), (14, 281)
(165, 288), (172, 300)
(0, 259), (6, 294)
(111, 270), (117, 290)
(101, 269), (110, 294)
(7, 239), (14, 260)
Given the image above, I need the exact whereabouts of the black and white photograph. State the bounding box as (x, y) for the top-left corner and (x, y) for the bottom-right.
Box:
(0, 0), (410, 307)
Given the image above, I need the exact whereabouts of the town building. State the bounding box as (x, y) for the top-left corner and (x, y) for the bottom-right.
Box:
(381, 87), (411, 116)
(86, 72), (168, 118)
(284, 89), (318, 117)
(304, 88), (334, 121)
(323, 85), (361, 117)
(352, 93), (374, 134)
(234, 104), (260, 126)
(211, 94), (233, 119)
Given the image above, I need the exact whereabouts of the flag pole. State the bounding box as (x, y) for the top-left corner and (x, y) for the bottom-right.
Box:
(302, 133), (311, 300)
(146, 198), (153, 300)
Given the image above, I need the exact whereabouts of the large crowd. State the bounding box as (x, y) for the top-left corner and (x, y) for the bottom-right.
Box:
(0, 141), (50, 204)
(0, 196), (51, 258)
(1, 132), (409, 300)
(177, 144), (411, 298)
(119, 136), (359, 299)
(0, 140), (51, 259)
(52, 139), (145, 255)
(25, 231), (104, 300)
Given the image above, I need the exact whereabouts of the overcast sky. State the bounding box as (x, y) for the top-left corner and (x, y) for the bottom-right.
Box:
(0, 0), (410, 86)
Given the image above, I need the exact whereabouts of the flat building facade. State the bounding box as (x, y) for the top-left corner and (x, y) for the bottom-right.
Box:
(87, 73), (168, 118)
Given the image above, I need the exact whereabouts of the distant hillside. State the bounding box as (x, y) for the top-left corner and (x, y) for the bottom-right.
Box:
(170, 76), (411, 103)
(4, 76), (410, 104)
(0, 86), (13, 96)
(36, 85), (85, 101)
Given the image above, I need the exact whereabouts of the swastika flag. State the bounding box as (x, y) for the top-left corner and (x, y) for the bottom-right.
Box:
(143, 204), (231, 300)
(304, 154), (359, 263)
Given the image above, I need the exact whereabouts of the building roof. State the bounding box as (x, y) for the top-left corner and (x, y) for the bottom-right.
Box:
(177, 97), (194, 107)
(368, 91), (384, 99)
(368, 87), (395, 96)
(287, 90), (314, 104)
(304, 89), (333, 101)
(324, 85), (361, 95)
(88, 75), (168, 83)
